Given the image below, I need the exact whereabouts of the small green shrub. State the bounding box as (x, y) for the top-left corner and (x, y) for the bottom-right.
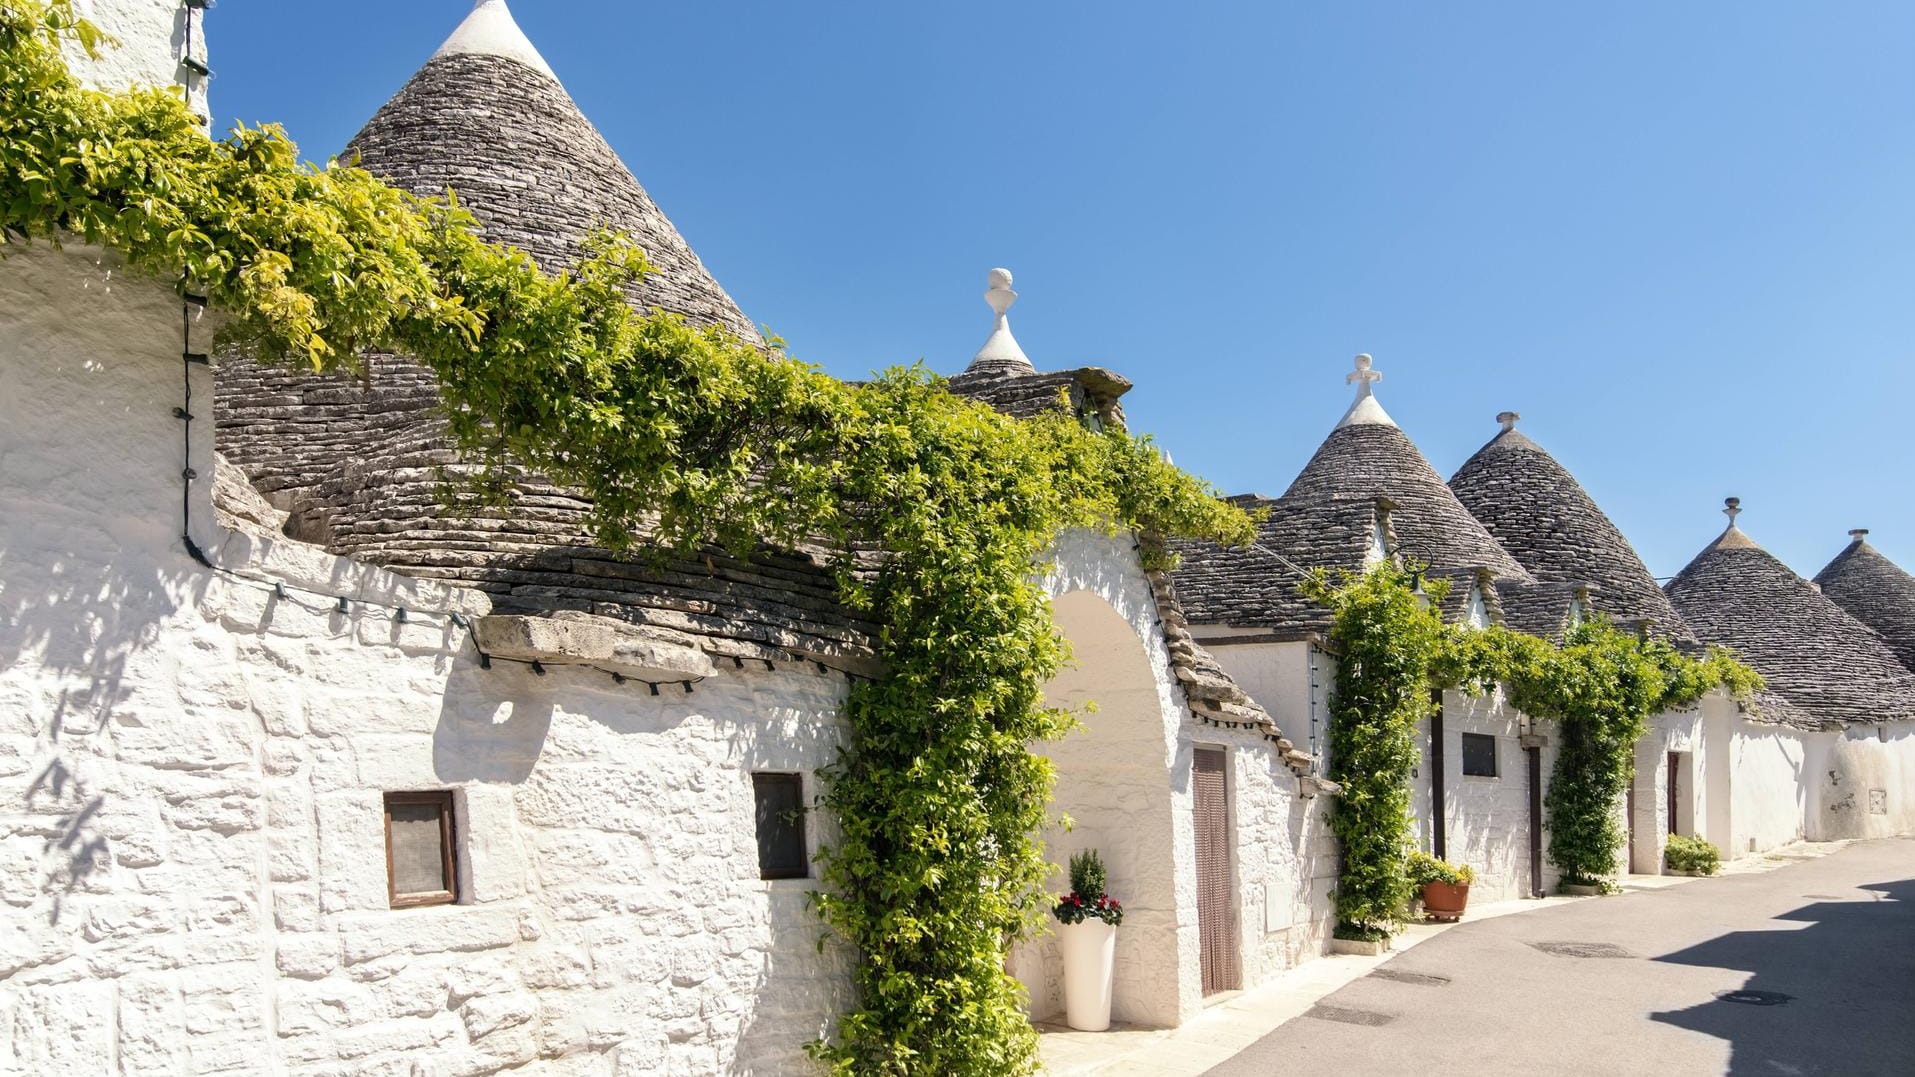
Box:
(1664, 834), (1721, 876)
(1406, 849), (1475, 888)
(1054, 850), (1123, 926)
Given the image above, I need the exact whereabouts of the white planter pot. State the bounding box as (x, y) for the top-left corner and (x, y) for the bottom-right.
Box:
(1059, 919), (1117, 1031)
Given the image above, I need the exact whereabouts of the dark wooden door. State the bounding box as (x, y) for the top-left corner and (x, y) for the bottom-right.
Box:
(1192, 748), (1237, 995)
(1667, 751), (1680, 836)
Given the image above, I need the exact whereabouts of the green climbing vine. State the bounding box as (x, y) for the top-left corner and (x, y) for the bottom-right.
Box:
(1304, 562), (1449, 940)
(1313, 563), (1761, 927)
(0, 5), (1256, 1073)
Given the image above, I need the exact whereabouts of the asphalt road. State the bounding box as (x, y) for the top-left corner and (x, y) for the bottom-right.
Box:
(1204, 837), (1915, 1077)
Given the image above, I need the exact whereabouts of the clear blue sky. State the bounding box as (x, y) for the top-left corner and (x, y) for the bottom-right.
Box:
(205, 2), (1914, 581)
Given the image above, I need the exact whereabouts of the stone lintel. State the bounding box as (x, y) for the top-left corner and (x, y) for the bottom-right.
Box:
(473, 612), (714, 679)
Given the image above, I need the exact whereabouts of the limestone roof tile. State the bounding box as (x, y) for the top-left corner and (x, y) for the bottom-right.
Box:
(1813, 533), (1915, 676)
(1664, 510), (1915, 727)
(1448, 419), (1696, 644)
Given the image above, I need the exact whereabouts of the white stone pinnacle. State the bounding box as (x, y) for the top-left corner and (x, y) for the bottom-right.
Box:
(433, 0), (558, 81)
(1498, 410), (1520, 433)
(1335, 353), (1397, 429)
(1724, 497), (1741, 524)
(968, 267), (1034, 371)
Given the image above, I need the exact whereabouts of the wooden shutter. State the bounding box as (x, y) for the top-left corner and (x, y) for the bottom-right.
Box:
(1192, 748), (1238, 994)
(752, 773), (807, 879)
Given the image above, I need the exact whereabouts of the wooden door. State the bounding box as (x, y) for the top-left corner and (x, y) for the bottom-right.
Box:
(1192, 748), (1238, 995)
(1667, 751), (1681, 836)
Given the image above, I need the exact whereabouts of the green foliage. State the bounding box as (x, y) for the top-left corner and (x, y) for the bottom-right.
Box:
(1405, 849), (1474, 888)
(1067, 849), (1107, 898)
(1309, 565), (1760, 912)
(1664, 834), (1721, 876)
(1053, 850), (1123, 926)
(1304, 561), (1449, 939)
(0, 7), (1254, 1072)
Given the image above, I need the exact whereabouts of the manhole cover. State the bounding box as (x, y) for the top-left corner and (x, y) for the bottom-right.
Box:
(1530, 941), (1635, 959)
(1370, 969), (1451, 987)
(1305, 1004), (1395, 1027)
(1716, 989), (1792, 1006)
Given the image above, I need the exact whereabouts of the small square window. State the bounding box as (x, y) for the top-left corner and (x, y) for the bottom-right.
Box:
(384, 791), (456, 908)
(753, 773), (808, 880)
(1460, 733), (1498, 778)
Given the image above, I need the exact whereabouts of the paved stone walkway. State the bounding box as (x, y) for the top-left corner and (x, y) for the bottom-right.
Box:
(1202, 838), (1909, 1077)
(1039, 840), (1865, 1075)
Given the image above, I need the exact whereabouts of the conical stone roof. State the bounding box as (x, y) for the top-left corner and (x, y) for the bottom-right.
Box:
(1449, 414), (1695, 643)
(1813, 531), (1915, 675)
(1171, 356), (1530, 633)
(1665, 503), (1915, 726)
(347, 0), (758, 341)
(213, 3), (873, 667)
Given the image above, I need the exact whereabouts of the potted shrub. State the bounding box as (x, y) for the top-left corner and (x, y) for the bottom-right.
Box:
(1664, 834), (1722, 877)
(1053, 849), (1124, 1031)
(1407, 849), (1474, 922)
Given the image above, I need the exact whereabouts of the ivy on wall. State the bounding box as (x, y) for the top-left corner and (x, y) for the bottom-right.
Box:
(1315, 564), (1760, 926)
(0, 5), (1256, 1073)
(1304, 562), (1447, 940)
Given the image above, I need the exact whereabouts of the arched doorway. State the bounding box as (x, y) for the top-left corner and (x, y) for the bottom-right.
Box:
(1013, 587), (1189, 1028)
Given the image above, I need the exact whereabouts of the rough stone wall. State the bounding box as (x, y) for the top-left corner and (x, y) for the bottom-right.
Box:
(1816, 722), (1915, 840)
(1018, 531), (1204, 1027)
(65, 0), (209, 120)
(1418, 689), (1557, 903)
(1146, 635), (1336, 989)
(2, 244), (856, 1076)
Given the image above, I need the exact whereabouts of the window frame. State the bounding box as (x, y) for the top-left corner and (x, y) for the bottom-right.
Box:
(384, 790), (458, 909)
(751, 772), (809, 881)
(1459, 732), (1499, 779)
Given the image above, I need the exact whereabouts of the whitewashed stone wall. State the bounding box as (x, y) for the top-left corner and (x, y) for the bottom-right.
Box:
(1413, 688), (1556, 902)
(1172, 637), (1337, 980)
(1218, 730), (1335, 987)
(1019, 532), (1201, 1027)
(64, 0), (209, 120)
(1815, 721), (1915, 840)
(1630, 707), (1713, 873)
(1, 244), (856, 1076)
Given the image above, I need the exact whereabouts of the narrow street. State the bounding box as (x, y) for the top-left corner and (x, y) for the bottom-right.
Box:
(1205, 838), (1915, 1077)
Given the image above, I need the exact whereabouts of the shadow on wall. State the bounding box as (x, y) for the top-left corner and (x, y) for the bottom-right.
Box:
(1649, 875), (1915, 1075)
(0, 527), (198, 923)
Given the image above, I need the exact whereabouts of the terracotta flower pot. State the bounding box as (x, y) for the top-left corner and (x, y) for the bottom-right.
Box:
(1421, 880), (1470, 921)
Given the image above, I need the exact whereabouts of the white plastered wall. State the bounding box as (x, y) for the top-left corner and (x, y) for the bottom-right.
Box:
(1184, 637), (1348, 975)
(0, 243), (857, 1077)
(1815, 721), (1915, 839)
(65, 0), (209, 119)
(1019, 531), (1201, 1028)
(1417, 687), (1554, 903)
(1631, 706), (1711, 874)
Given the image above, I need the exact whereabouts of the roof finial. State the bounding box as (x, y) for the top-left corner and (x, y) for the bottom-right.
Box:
(1850, 528), (1870, 542)
(965, 267), (1034, 374)
(1335, 353), (1396, 429)
(1723, 497), (1742, 525)
(1347, 353), (1381, 394)
(433, 0), (558, 81)
(1497, 410), (1520, 432)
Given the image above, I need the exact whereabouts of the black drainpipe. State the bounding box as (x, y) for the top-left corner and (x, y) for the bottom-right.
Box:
(1430, 687), (1446, 860)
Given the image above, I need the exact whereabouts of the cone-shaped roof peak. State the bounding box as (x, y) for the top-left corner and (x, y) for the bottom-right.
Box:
(1667, 504), (1915, 725)
(1336, 353), (1396, 428)
(433, 1), (556, 80)
(346, 4), (759, 341)
(1450, 414), (1694, 642)
(1815, 530), (1915, 675)
(965, 267), (1035, 374)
